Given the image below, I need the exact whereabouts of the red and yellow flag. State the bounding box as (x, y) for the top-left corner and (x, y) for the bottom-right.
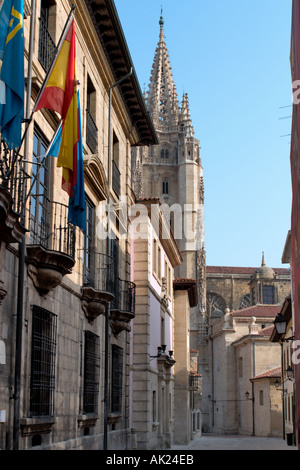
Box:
(35, 19), (79, 197)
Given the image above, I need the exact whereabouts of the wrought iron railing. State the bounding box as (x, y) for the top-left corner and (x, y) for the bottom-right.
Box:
(111, 277), (136, 314)
(112, 160), (120, 197)
(0, 138), (30, 219)
(28, 195), (76, 259)
(82, 249), (115, 294)
(38, 17), (56, 72)
(86, 108), (98, 154)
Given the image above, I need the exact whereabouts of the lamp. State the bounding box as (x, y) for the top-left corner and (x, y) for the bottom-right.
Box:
(274, 314), (287, 335)
(274, 379), (281, 389)
(245, 391), (250, 399)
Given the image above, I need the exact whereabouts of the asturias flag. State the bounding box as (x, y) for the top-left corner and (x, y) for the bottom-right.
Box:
(35, 18), (86, 231)
(0, 0), (24, 149)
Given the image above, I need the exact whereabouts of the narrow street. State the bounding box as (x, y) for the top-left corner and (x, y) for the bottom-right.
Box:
(171, 434), (298, 451)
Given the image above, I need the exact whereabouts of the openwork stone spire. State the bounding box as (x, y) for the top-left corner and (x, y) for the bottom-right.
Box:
(145, 10), (179, 130)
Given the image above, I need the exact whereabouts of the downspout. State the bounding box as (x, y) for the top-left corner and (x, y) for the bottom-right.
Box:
(252, 338), (255, 436)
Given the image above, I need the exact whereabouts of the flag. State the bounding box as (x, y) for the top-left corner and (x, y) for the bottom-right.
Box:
(0, 0), (24, 149)
(68, 90), (86, 231)
(36, 19), (86, 231)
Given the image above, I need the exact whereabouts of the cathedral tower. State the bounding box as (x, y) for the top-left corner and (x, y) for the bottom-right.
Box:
(132, 11), (207, 348)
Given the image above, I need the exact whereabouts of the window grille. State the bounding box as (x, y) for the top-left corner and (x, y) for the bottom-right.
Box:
(82, 196), (95, 285)
(262, 285), (274, 304)
(111, 345), (123, 413)
(83, 331), (100, 414)
(38, 11), (56, 71)
(30, 306), (57, 417)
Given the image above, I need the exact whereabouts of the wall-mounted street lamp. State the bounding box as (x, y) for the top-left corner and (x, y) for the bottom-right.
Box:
(245, 391), (254, 402)
(273, 314), (294, 342)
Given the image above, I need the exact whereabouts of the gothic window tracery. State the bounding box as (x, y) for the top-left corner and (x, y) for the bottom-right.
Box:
(206, 292), (227, 315)
(239, 294), (251, 310)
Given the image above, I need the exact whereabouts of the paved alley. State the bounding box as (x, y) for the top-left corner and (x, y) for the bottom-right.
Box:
(171, 434), (298, 451)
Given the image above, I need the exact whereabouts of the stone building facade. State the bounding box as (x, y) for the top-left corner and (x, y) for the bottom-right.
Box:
(131, 10), (207, 400)
(208, 305), (282, 436)
(0, 0), (157, 450)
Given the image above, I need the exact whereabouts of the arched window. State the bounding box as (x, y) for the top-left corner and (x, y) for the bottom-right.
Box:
(161, 148), (169, 159)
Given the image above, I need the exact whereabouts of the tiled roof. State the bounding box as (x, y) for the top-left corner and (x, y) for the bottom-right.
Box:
(206, 266), (290, 276)
(258, 325), (275, 336)
(231, 304), (281, 318)
(251, 367), (281, 381)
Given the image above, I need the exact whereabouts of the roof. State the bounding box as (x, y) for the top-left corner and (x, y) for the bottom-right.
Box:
(174, 278), (198, 307)
(258, 325), (275, 337)
(84, 0), (159, 146)
(251, 367), (281, 381)
(206, 266), (290, 276)
(231, 304), (281, 318)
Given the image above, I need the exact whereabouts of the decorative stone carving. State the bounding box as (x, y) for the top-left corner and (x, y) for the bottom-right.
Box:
(109, 308), (135, 336)
(81, 286), (114, 324)
(27, 245), (75, 296)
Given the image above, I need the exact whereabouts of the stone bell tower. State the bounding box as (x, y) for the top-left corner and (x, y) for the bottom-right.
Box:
(131, 11), (207, 349)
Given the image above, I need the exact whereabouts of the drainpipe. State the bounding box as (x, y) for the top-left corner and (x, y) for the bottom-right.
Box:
(103, 68), (133, 451)
(251, 339), (255, 436)
(12, 0), (36, 450)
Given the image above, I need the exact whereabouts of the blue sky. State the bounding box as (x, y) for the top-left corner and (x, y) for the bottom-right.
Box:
(114, 0), (293, 269)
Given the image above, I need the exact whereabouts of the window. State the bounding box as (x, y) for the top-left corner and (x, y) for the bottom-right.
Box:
(153, 238), (157, 274)
(86, 76), (98, 153)
(83, 196), (95, 285)
(158, 246), (161, 279)
(30, 129), (50, 244)
(152, 391), (157, 422)
(83, 331), (100, 414)
(38, 0), (56, 71)
(111, 345), (123, 413)
(259, 390), (264, 406)
(262, 285), (274, 304)
(162, 180), (169, 195)
(161, 148), (169, 159)
(239, 357), (243, 378)
(112, 132), (120, 197)
(30, 306), (57, 417)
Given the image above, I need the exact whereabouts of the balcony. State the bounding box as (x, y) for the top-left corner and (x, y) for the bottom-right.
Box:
(26, 197), (76, 295)
(86, 109), (98, 155)
(81, 250), (115, 323)
(110, 277), (136, 336)
(0, 139), (28, 244)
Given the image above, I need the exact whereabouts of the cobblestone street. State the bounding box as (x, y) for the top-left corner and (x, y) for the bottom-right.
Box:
(171, 434), (298, 451)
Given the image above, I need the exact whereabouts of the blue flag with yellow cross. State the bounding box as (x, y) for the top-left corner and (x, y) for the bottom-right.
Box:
(0, 0), (24, 150)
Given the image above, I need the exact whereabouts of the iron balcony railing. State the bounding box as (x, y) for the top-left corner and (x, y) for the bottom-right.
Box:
(111, 277), (136, 314)
(82, 249), (115, 294)
(0, 138), (30, 219)
(28, 195), (75, 259)
(86, 108), (98, 154)
(38, 17), (56, 72)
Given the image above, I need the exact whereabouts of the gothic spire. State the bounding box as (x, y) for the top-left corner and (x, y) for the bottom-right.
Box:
(145, 10), (179, 130)
(179, 93), (195, 137)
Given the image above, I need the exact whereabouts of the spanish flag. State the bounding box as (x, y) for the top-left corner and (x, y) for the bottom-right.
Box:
(35, 19), (79, 198)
